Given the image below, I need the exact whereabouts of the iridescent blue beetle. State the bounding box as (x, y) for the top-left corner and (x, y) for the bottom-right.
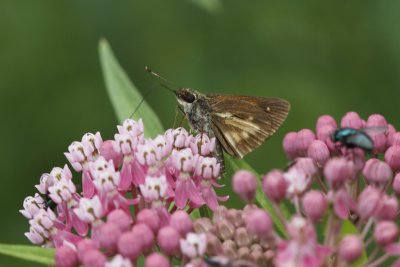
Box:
(331, 127), (374, 152)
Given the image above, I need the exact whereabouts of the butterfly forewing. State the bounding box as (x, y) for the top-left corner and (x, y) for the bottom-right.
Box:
(208, 95), (290, 158)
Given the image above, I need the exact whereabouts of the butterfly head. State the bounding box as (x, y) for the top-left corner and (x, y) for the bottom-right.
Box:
(175, 88), (200, 113)
(176, 88), (197, 103)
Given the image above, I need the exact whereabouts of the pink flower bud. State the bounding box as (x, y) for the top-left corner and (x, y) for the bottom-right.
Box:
(81, 249), (107, 267)
(324, 158), (354, 189)
(393, 173), (400, 196)
(216, 220), (235, 240)
(341, 112), (363, 129)
(232, 170), (257, 203)
(338, 235), (363, 263)
(316, 115), (337, 130)
(77, 239), (98, 262)
(170, 211), (192, 236)
(193, 218), (213, 233)
(100, 140), (123, 168)
(316, 124), (336, 151)
(363, 159), (392, 186)
(295, 129), (316, 156)
(118, 232), (142, 260)
(307, 140), (330, 165)
(390, 132), (400, 147)
(366, 114), (388, 153)
(157, 226), (181, 256)
(225, 209), (244, 228)
(283, 132), (298, 159)
(370, 132), (387, 154)
(234, 227), (251, 247)
(376, 195), (399, 221)
(374, 221), (399, 247)
(55, 246), (78, 267)
(367, 114), (388, 128)
(385, 146), (400, 171)
(98, 222), (122, 252)
(387, 125), (397, 145)
(237, 247), (250, 259)
(262, 170), (287, 203)
(132, 223), (155, 251)
(245, 209), (272, 239)
(294, 157), (318, 177)
(301, 190), (327, 222)
(107, 209), (132, 232)
(145, 253), (170, 267)
(357, 186), (381, 220)
(206, 233), (223, 255)
(137, 209), (160, 234)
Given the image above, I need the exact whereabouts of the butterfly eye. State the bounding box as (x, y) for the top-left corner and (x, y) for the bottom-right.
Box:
(180, 91), (196, 103)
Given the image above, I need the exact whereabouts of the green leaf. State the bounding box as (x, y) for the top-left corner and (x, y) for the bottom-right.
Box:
(199, 205), (212, 218)
(99, 39), (164, 137)
(0, 244), (55, 265)
(226, 156), (287, 238)
(338, 220), (368, 267)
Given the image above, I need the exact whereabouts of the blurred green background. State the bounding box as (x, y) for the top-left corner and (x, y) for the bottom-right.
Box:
(1, 0), (400, 265)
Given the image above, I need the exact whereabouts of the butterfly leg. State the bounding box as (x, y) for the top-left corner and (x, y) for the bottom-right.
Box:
(173, 105), (188, 129)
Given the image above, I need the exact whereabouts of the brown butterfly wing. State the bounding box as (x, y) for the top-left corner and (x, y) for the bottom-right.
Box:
(207, 95), (290, 158)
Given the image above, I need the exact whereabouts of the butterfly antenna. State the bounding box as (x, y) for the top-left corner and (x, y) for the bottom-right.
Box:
(145, 66), (177, 94)
(129, 83), (158, 119)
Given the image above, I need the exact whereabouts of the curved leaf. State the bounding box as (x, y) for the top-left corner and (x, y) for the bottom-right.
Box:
(0, 243), (54, 265)
(99, 39), (164, 137)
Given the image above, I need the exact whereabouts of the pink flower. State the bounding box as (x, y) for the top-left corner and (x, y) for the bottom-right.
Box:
(180, 233), (207, 258)
(165, 127), (189, 149)
(117, 119), (144, 140)
(105, 255), (133, 267)
(283, 132), (298, 159)
(341, 111), (364, 129)
(283, 167), (311, 198)
(338, 235), (363, 264)
(171, 148), (195, 173)
(139, 175), (168, 201)
(48, 178), (76, 204)
(302, 190), (327, 222)
(74, 196), (103, 224)
(316, 115), (337, 130)
(188, 134), (216, 156)
(295, 129), (316, 156)
(158, 226), (181, 256)
(175, 173), (204, 209)
(81, 132), (103, 159)
(232, 170), (257, 203)
(25, 226), (45, 245)
(20, 194), (45, 219)
(275, 216), (330, 267)
(324, 158), (354, 189)
(55, 245), (78, 267)
(195, 156), (220, 179)
(262, 170), (287, 203)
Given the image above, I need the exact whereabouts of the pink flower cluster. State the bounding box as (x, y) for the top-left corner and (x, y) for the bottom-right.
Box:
(20, 119), (227, 266)
(228, 112), (400, 267)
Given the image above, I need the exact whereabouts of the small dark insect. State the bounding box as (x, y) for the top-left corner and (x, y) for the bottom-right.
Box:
(331, 127), (385, 152)
(146, 67), (291, 169)
(43, 195), (57, 210)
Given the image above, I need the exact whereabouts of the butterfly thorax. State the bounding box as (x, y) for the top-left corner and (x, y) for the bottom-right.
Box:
(176, 88), (214, 136)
